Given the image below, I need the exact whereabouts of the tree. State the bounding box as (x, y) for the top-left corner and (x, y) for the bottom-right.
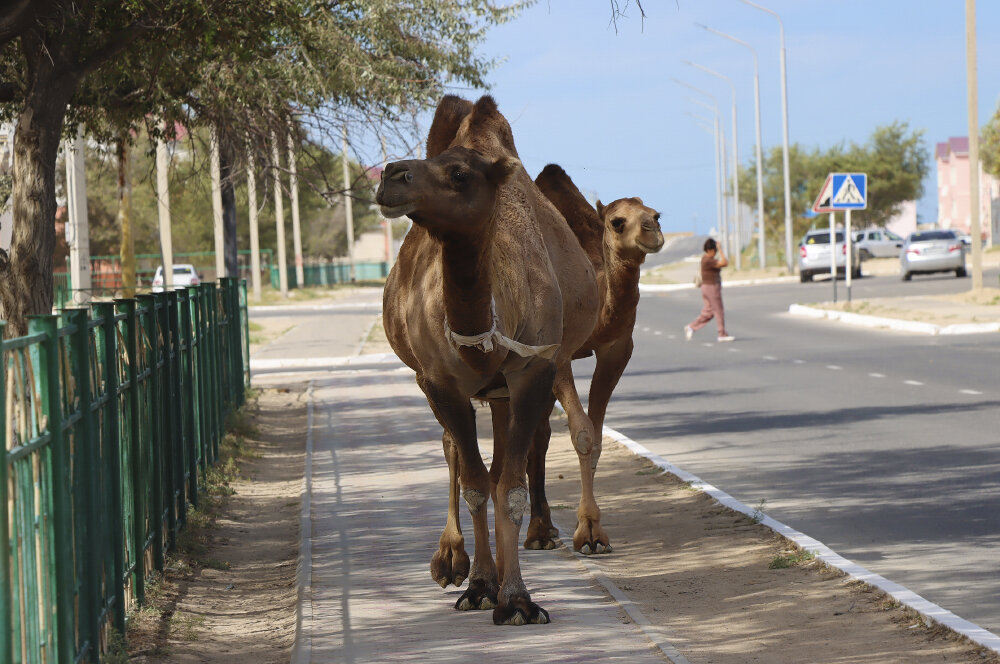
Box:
(980, 104), (1000, 179)
(738, 122), (928, 250)
(0, 0), (523, 336)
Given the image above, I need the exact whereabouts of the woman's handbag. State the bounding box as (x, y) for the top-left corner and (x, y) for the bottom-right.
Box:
(693, 272), (703, 287)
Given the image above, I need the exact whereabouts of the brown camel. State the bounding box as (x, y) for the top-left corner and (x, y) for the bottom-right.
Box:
(379, 95), (598, 625)
(526, 163), (664, 554)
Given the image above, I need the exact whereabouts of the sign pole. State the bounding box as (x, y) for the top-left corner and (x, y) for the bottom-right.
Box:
(845, 209), (853, 303)
(829, 212), (837, 303)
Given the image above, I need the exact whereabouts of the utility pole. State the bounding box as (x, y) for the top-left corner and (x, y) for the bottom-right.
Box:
(966, 0), (983, 290)
(342, 126), (356, 282)
(210, 127), (225, 279)
(246, 137), (262, 301)
(381, 135), (394, 271)
(287, 127), (305, 288)
(155, 120), (173, 290)
(271, 131), (289, 296)
(65, 125), (91, 303)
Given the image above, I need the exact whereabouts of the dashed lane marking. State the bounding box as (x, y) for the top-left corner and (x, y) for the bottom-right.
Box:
(763, 355), (778, 361)
(904, 380), (924, 386)
(826, 365), (842, 370)
(960, 389), (983, 395)
(869, 373), (886, 378)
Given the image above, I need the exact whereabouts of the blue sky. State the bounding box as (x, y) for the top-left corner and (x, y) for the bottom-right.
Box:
(414, 1), (1000, 235)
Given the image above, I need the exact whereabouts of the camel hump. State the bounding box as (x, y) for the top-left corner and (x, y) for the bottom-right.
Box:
(427, 95), (474, 157)
(534, 163), (603, 260)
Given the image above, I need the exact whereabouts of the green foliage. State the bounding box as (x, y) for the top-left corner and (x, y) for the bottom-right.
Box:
(769, 549), (816, 569)
(981, 105), (1000, 179)
(738, 122), (929, 243)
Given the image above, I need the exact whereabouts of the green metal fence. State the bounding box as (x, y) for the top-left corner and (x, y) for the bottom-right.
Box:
(269, 260), (389, 288)
(2, 277), (250, 664)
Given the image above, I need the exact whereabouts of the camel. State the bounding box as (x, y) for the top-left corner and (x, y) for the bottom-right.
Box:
(379, 95), (598, 625)
(525, 164), (664, 554)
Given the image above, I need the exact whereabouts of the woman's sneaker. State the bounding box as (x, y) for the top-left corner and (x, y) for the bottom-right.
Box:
(684, 325), (693, 341)
(717, 335), (735, 342)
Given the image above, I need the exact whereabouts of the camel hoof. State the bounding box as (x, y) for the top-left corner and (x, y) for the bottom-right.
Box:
(523, 536), (558, 551)
(431, 545), (470, 588)
(455, 580), (498, 611)
(493, 601), (550, 626)
(595, 543), (612, 554)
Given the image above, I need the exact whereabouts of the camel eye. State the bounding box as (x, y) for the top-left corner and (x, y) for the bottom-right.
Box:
(451, 169), (468, 185)
(653, 213), (661, 223)
(611, 217), (626, 233)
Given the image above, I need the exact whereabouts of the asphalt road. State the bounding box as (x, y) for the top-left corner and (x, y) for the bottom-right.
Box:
(574, 266), (1000, 635)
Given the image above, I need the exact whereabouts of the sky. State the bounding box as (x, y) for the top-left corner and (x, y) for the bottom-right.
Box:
(398, 1), (1000, 236)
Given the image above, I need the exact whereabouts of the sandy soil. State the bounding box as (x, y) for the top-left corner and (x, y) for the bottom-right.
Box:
(540, 421), (999, 664)
(128, 387), (306, 663)
(810, 287), (1000, 326)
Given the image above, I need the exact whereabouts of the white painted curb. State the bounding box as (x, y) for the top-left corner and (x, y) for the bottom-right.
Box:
(789, 304), (1000, 336)
(249, 301), (382, 314)
(601, 425), (1000, 655)
(640, 276), (798, 293)
(291, 382), (315, 664)
(250, 353), (399, 371)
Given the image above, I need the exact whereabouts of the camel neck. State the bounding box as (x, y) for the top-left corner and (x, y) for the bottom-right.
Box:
(601, 243), (641, 321)
(440, 233), (494, 336)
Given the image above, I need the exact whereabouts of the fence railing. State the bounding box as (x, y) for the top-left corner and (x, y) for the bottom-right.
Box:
(269, 260), (389, 289)
(2, 277), (250, 664)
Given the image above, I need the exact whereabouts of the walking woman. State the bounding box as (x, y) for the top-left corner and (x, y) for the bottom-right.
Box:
(685, 238), (735, 342)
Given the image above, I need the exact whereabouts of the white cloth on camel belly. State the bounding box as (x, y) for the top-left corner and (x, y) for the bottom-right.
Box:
(443, 297), (559, 359)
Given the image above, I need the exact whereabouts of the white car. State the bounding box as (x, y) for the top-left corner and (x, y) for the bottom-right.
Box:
(151, 264), (202, 292)
(853, 228), (904, 260)
(798, 230), (861, 282)
(900, 230), (966, 281)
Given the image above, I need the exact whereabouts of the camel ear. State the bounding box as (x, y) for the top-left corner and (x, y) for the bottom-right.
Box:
(488, 156), (520, 184)
(595, 200), (606, 221)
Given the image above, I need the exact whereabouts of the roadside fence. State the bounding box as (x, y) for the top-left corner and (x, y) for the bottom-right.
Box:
(2, 277), (250, 663)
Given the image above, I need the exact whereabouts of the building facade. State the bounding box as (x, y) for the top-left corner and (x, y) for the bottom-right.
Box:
(935, 136), (997, 244)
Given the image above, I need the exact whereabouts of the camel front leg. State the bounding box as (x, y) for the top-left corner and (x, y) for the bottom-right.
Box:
(431, 430), (471, 588)
(552, 362), (609, 554)
(524, 393), (558, 550)
(417, 376), (498, 612)
(492, 360), (556, 626)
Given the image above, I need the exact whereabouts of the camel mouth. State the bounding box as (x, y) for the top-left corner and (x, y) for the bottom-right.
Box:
(637, 237), (665, 254)
(379, 203), (417, 219)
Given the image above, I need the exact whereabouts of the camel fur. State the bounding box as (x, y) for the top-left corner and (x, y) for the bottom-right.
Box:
(378, 95), (598, 625)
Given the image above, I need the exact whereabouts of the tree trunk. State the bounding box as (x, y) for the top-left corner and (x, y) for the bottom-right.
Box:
(220, 142), (238, 278)
(117, 138), (136, 298)
(0, 76), (72, 337)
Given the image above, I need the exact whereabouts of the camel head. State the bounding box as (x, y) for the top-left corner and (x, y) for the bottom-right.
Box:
(377, 147), (521, 236)
(595, 197), (665, 259)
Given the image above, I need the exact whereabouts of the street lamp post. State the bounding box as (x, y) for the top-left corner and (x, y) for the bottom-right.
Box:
(740, 0), (794, 272)
(674, 79), (727, 251)
(966, 0), (983, 290)
(684, 105), (725, 248)
(683, 60), (742, 269)
(698, 24), (767, 269)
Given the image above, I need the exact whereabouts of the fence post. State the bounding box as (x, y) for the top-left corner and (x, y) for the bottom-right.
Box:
(155, 292), (177, 551)
(167, 290), (186, 531)
(0, 321), (10, 664)
(29, 315), (76, 663)
(240, 280), (250, 391)
(137, 295), (165, 573)
(178, 289), (200, 505)
(66, 308), (102, 660)
(118, 299), (146, 606)
(94, 302), (127, 635)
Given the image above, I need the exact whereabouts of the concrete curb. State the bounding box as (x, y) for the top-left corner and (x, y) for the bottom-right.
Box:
(250, 353), (399, 372)
(249, 301), (382, 314)
(640, 275), (799, 293)
(291, 382), (315, 664)
(600, 425), (1000, 655)
(788, 304), (1000, 336)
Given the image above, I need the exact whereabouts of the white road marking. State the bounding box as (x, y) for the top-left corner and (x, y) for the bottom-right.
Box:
(763, 355), (777, 361)
(960, 389), (983, 395)
(869, 372), (886, 378)
(668, 335), (677, 340)
(826, 365), (842, 370)
(654, 331), (663, 336)
(793, 359), (806, 364)
(642, 327), (650, 332)
(728, 347), (740, 353)
(702, 342), (714, 347)
(904, 380), (924, 386)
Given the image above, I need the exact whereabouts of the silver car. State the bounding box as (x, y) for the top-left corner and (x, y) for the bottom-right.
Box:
(900, 230), (966, 281)
(798, 230), (861, 282)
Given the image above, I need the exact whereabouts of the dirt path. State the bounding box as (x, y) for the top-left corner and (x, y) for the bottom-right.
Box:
(540, 417), (998, 664)
(128, 387), (306, 663)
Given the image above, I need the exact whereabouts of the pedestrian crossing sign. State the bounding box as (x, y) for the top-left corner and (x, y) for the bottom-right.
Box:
(830, 173), (867, 210)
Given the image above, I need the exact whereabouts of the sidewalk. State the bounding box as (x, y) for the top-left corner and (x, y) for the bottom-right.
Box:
(296, 368), (672, 663)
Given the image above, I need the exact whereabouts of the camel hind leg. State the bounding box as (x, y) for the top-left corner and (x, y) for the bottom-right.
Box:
(431, 430), (471, 588)
(552, 363), (610, 555)
(524, 393), (559, 550)
(417, 376), (498, 612)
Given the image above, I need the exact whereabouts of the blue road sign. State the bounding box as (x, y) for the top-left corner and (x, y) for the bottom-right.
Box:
(830, 173), (867, 210)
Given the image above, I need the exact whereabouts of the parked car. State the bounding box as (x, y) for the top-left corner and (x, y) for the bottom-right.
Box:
(900, 230), (966, 281)
(151, 264), (201, 292)
(853, 228), (904, 260)
(798, 229), (861, 282)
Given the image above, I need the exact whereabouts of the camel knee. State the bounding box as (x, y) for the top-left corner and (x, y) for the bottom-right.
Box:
(463, 488), (487, 515)
(572, 428), (594, 456)
(505, 487), (529, 527)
